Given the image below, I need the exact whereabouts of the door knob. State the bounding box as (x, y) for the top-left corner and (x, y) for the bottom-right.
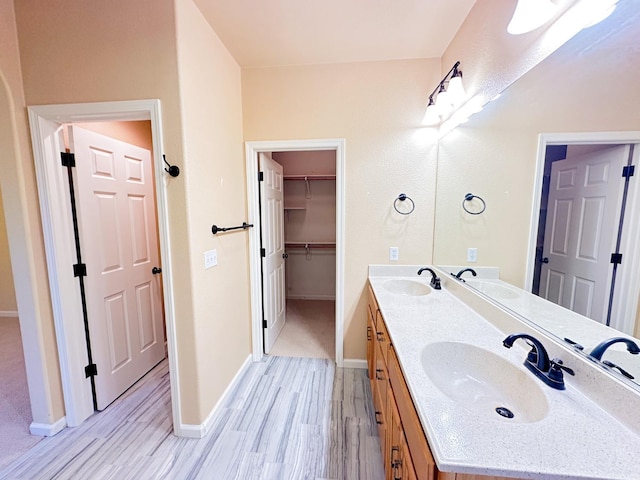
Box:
(152, 267), (162, 274)
(282, 253), (289, 259)
(541, 257), (549, 264)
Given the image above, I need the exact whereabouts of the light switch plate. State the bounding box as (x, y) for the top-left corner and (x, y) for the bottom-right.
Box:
(205, 249), (218, 269)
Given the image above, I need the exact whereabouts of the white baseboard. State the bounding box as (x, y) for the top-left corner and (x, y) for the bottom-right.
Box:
(286, 294), (336, 301)
(177, 354), (253, 439)
(0, 310), (19, 318)
(30, 416), (66, 436)
(343, 358), (367, 369)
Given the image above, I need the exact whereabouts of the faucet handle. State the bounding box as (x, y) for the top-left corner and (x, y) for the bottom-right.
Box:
(602, 360), (635, 380)
(549, 358), (575, 378)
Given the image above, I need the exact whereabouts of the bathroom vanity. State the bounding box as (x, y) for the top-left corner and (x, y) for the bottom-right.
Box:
(367, 265), (640, 480)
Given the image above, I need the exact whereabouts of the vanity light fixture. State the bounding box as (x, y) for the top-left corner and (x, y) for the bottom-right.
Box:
(421, 61), (466, 126)
(507, 0), (558, 35)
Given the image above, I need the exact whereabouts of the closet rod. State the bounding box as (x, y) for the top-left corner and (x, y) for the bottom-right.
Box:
(284, 242), (336, 249)
(283, 175), (335, 181)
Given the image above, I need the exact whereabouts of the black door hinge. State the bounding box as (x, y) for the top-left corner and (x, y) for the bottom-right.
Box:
(85, 363), (97, 378)
(260, 248), (266, 257)
(73, 263), (87, 277)
(611, 253), (623, 265)
(262, 319), (268, 328)
(258, 171), (264, 182)
(622, 165), (635, 178)
(61, 152), (76, 168)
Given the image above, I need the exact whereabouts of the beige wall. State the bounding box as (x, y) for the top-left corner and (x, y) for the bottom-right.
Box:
(243, 59), (441, 359)
(434, 2), (640, 288)
(12, 0), (249, 425)
(174, 0), (250, 424)
(74, 121), (153, 151)
(0, 185), (17, 313)
(442, 0), (582, 113)
(0, 0), (65, 423)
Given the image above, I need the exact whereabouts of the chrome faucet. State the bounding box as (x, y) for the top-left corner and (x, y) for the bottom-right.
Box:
(453, 268), (477, 282)
(503, 333), (574, 390)
(417, 267), (441, 290)
(588, 337), (640, 361)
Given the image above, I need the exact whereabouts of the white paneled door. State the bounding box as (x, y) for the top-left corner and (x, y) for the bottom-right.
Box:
(70, 126), (165, 410)
(540, 145), (629, 324)
(259, 152), (286, 353)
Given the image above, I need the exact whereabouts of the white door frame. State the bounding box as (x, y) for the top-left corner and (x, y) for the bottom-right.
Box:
(245, 139), (345, 366)
(527, 131), (640, 334)
(28, 100), (181, 431)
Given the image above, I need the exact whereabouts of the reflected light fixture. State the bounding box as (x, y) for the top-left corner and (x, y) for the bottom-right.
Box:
(421, 61), (466, 126)
(507, 0), (558, 35)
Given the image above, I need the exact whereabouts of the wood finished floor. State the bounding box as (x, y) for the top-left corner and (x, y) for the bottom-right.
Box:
(0, 356), (384, 480)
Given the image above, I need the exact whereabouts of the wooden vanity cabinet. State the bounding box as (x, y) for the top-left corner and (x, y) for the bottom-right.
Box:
(367, 285), (521, 480)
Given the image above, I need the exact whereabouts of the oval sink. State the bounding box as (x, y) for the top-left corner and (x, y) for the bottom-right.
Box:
(421, 341), (549, 423)
(383, 279), (431, 296)
(466, 280), (520, 300)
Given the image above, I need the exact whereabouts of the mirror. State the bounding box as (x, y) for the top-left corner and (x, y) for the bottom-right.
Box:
(434, 2), (640, 388)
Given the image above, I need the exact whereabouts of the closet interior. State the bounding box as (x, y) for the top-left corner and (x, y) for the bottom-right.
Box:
(267, 150), (336, 359)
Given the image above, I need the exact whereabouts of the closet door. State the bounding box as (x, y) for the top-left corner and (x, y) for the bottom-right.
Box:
(259, 153), (286, 353)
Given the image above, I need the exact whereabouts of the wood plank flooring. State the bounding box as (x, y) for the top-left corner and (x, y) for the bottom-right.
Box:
(0, 356), (384, 480)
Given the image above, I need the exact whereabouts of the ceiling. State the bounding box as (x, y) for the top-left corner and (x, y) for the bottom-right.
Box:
(193, 0), (477, 68)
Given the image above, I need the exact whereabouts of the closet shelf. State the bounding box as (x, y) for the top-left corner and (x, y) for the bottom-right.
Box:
(284, 203), (306, 210)
(283, 174), (336, 181)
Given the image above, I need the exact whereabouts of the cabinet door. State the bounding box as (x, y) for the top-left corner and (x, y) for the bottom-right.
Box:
(374, 339), (388, 458)
(388, 389), (403, 480)
(376, 310), (390, 365)
(388, 346), (437, 480)
(388, 387), (419, 480)
(367, 308), (376, 380)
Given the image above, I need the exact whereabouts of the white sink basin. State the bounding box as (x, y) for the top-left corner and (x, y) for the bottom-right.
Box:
(383, 279), (431, 296)
(421, 341), (549, 423)
(467, 280), (520, 300)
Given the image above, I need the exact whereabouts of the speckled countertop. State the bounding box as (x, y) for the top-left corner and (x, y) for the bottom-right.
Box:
(369, 265), (640, 480)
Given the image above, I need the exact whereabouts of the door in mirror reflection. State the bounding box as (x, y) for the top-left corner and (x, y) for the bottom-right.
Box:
(537, 144), (630, 327)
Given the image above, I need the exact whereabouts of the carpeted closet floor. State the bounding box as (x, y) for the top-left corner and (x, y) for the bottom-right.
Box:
(270, 300), (335, 360)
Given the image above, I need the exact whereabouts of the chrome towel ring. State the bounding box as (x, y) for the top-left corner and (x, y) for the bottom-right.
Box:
(394, 193), (415, 215)
(462, 193), (486, 215)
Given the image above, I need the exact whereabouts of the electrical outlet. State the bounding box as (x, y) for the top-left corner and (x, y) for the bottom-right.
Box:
(204, 249), (217, 269)
(389, 247), (399, 262)
(467, 247), (478, 263)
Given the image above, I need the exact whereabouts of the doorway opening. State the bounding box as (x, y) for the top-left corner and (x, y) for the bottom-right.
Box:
(260, 150), (337, 359)
(245, 140), (345, 366)
(27, 101), (181, 433)
(528, 132), (640, 336)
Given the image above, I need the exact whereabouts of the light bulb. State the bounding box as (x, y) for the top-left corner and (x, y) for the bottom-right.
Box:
(447, 74), (466, 107)
(507, 0), (558, 35)
(422, 103), (440, 126)
(435, 87), (452, 116)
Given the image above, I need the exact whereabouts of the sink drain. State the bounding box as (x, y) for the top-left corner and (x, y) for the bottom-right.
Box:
(495, 407), (515, 419)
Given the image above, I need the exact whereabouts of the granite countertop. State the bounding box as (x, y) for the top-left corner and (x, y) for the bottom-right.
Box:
(369, 265), (640, 480)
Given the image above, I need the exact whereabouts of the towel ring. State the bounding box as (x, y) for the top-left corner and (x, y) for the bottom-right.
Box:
(394, 193), (415, 215)
(462, 193), (486, 215)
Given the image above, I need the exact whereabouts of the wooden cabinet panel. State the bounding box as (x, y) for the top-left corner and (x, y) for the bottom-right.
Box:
(388, 345), (436, 480)
(368, 284), (379, 327)
(376, 311), (390, 365)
